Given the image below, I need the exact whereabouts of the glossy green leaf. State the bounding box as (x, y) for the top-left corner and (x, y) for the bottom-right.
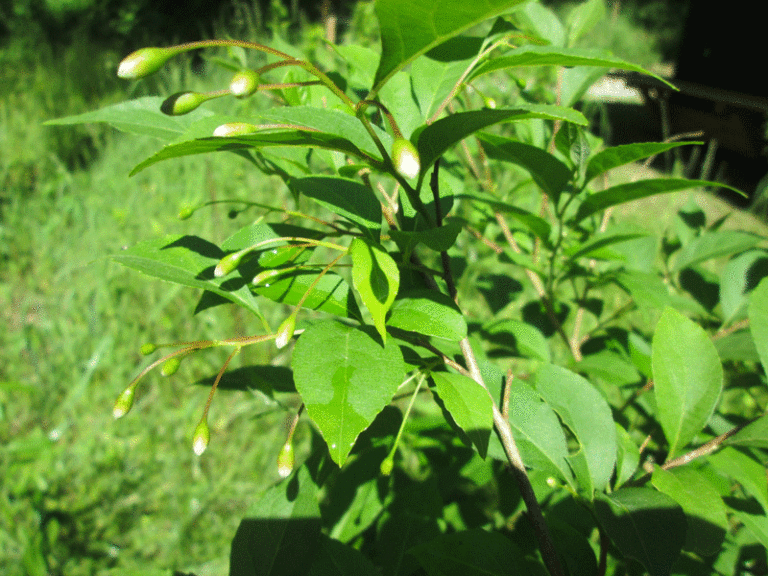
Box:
(573, 179), (745, 223)
(408, 528), (547, 576)
(291, 176), (381, 239)
(673, 231), (761, 272)
(371, 0), (527, 96)
(477, 132), (573, 197)
(652, 308), (723, 458)
(292, 321), (405, 466)
(44, 96), (213, 140)
(415, 105), (588, 178)
(720, 251), (768, 324)
(349, 238), (399, 342)
(593, 488), (686, 576)
(482, 319), (550, 361)
(652, 467), (728, 556)
(111, 235), (264, 320)
(253, 270), (361, 319)
(470, 45), (677, 89)
(614, 424), (640, 489)
(535, 364), (616, 496)
(725, 414), (768, 449)
(487, 379), (574, 487)
(387, 290), (467, 341)
(231, 466), (321, 576)
(584, 141), (702, 185)
(749, 277), (768, 373)
(431, 372), (494, 457)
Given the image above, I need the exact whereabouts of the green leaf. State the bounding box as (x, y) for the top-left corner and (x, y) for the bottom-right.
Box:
(386, 290), (467, 341)
(652, 308), (723, 458)
(477, 132), (573, 197)
(292, 321), (405, 466)
(720, 251), (768, 324)
(673, 231), (762, 272)
(565, 232), (646, 262)
(749, 277), (768, 373)
(431, 372), (494, 458)
(709, 447), (768, 512)
(726, 497), (768, 549)
(725, 414), (768, 449)
(584, 141), (702, 185)
(459, 193), (552, 240)
(614, 424), (640, 489)
(291, 176), (382, 240)
(371, 0), (527, 96)
(254, 270), (361, 319)
(482, 319), (550, 361)
(593, 488), (686, 576)
(566, 0), (606, 46)
(44, 96), (213, 141)
(231, 466), (321, 576)
(535, 364), (616, 496)
(129, 130), (370, 176)
(415, 105), (588, 178)
(470, 45), (677, 90)
(487, 379), (574, 487)
(111, 235), (264, 321)
(408, 528), (547, 576)
(349, 238), (399, 342)
(510, 2), (565, 46)
(573, 179), (745, 223)
(652, 467), (728, 556)
(390, 219), (463, 253)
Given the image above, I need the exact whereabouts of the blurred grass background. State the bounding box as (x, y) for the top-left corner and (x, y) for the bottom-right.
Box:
(0, 1), (722, 574)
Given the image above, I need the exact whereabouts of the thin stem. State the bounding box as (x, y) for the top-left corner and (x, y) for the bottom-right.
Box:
(661, 417), (757, 470)
(202, 346), (241, 420)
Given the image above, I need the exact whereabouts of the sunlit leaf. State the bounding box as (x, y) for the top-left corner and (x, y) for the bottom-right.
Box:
(431, 372), (494, 457)
(349, 238), (399, 342)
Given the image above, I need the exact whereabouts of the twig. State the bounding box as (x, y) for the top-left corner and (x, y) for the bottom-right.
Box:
(661, 417), (757, 470)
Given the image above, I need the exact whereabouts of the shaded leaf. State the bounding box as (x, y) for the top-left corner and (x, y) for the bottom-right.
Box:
(308, 535), (379, 576)
(614, 424), (640, 489)
(749, 277), (768, 373)
(725, 414), (768, 449)
(593, 488), (685, 576)
(652, 308), (723, 458)
(483, 319), (550, 361)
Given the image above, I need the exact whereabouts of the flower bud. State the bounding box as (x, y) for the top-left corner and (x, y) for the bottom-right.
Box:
(140, 343), (157, 356)
(117, 47), (178, 79)
(277, 441), (295, 478)
(113, 385), (136, 419)
(252, 268), (284, 287)
(213, 122), (259, 137)
(214, 250), (245, 278)
(380, 455), (394, 476)
(484, 97), (497, 109)
(161, 357), (182, 377)
(192, 419), (210, 456)
(178, 207), (195, 220)
(229, 70), (260, 98)
(161, 92), (208, 116)
(392, 138), (420, 180)
(275, 314), (296, 349)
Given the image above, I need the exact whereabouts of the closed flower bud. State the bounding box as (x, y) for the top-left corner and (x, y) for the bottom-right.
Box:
(117, 47), (178, 79)
(140, 343), (157, 355)
(392, 138), (420, 180)
(161, 92), (208, 116)
(178, 207), (195, 220)
(275, 314), (296, 349)
(277, 441), (295, 478)
(213, 122), (259, 137)
(214, 250), (245, 278)
(192, 419), (210, 456)
(229, 70), (260, 98)
(161, 356), (182, 377)
(252, 268), (284, 287)
(380, 455), (394, 476)
(113, 385), (136, 419)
